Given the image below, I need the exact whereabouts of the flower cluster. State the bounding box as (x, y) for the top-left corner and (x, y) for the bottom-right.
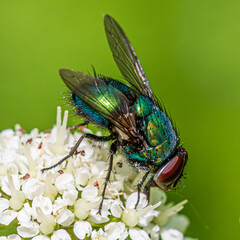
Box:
(0, 107), (197, 240)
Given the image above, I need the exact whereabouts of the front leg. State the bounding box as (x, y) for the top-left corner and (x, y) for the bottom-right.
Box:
(143, 176), (157, 203)
(41, 133), (116, 172)
(135, 169), (151, 209)
(97, 140), (119, 214)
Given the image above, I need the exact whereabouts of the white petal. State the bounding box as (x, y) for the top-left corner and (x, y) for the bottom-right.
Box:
(55, 173), (74, 193)
(62, 188), (78, 205)
(138, 210), (159, 227)
(89, 208), (110, 224)
(108, 181), (123, 192)
(91, 228), (105, 240)
(1, 175), (20, 196)
(161, 229), (184, 240)
(0, 210), (18, 225)
(75, 164), (90, 186)
(1, 149), (17, 165)
(0, 237), (7, 240)
(17, 221), (40, 238)
(73, 221), (92, 239)
(32, 236), (50, 240)
(74, 198), (96, 220)
(129, 228), (150, 240)
(51, 229), (71, 240)
(6, 163), (19, 175)
(81, 185), (99, 202)
(104, 222), (128, 240)
(17, 206), (32, 223)
(126, 192), (147, 209)
(91, 161), (106, 176)
(52, 197), (66, 215)
(32, 196), (52, 221)
(163, 214), (190, 234)
(0, 163), (7, 177)
(1, 129), (15, 139)
(143, 224), (160, 240)
(7, 235), (21, 240)
(56, 208), (74, 226)
(76, 171), (89, 186)
(0, 198), (9, 213)
(22, 179), (44, 200)
(78, 146), (94, 161)
(110, 201), (122, 218)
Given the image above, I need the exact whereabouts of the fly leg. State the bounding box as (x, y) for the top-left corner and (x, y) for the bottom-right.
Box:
(67, 121), (89, 130)
(135, 169), (151, 209)
(143, 176), (156, 204)
(97, 140), (118, 215)
(41, 133), (116, 172)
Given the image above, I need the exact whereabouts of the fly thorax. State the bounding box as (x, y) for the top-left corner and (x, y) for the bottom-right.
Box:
(133, 96), (153, 118)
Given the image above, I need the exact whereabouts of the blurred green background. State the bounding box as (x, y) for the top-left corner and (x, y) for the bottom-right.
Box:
(0, 0), (239, 239)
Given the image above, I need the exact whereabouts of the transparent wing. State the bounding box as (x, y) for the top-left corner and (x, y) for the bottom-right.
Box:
(104, 15), (156, 104)
(60, 68), (137, 139)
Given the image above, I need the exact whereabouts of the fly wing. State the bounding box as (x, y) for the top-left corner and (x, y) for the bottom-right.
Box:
(104, 15), (156, 104)
(60, 68), (137, 139)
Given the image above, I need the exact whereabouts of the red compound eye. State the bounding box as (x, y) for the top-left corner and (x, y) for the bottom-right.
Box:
(154, 148), (188, 190)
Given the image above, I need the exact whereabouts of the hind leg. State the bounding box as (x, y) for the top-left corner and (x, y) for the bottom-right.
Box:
(135, 169), (151, 209)
(97, 140), (119, 214)
(41, 133), (116, 172)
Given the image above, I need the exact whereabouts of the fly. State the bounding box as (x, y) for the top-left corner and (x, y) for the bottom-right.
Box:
(42, 15), (188, 214)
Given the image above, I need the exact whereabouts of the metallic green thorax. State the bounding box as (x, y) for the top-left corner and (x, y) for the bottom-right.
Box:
(122, 96), (177, 165)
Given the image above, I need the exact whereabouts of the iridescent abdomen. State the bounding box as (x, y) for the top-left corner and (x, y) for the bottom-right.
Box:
(122, 96), (177, 166)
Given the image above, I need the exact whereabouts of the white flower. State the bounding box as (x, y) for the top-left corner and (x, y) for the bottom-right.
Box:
(0, 210), (18, 225)
(17, 203), (32, 223)
(32, 196), (53, 220)
(54, 173), (75, 193)
(91, 161), (106, 177)
(75, 163), (91, 186)
(74, 185), (101, 221)
(51, 229), (71, 240)
(0, 235), (21, 240)
(122, 192), (161, 228)
(56, 208), (74, 226)
(1, 174), (20, 196)
(129, 228), (150, 240)
(62, 187), (78, 205)
(17, 221), (40, 238)
(43, 173), (58, 202)
(81, 185), (100, 202)
(161, 228), (184, 240)
(0, 198), (9, 212)
(104, 222), (128, 240)
(91, 228), (105, 240)
(36, 207), (56, 235)
(73, 221), (92, 239)
(22, 178), (44, 200)
(0, 107), (196, 239)
(89, 206), (110, 224)
(144, 224), (160, 240)
(110, 200), (122, 218)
